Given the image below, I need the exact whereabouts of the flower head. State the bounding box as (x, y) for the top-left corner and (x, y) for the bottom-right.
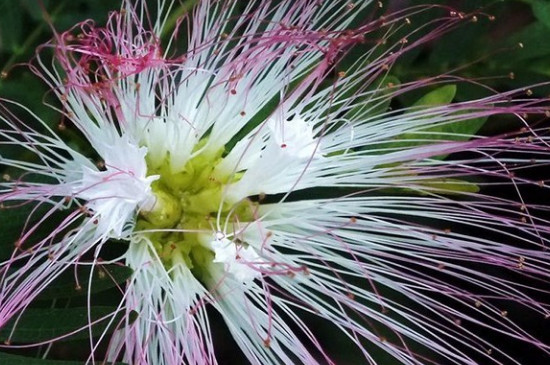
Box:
(1, 1), (550, 364)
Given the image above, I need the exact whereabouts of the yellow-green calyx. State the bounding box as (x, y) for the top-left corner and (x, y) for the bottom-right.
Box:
(137, 145), (253, 281)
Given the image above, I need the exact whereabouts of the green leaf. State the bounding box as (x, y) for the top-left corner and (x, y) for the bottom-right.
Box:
(396, 115), (487, 147)
(36, 264), (133, 300)
(0, 200), (77, 261)
(367, 85), (487, 160)
(0, 351), (128, 365)
(416, 177), (480, 194)
(498, 22), (550, 62)
(0, 203), (54, 260)
(531, 0), (550, 29)
(399, 85), (487, 145)
(0, 2), (23, 54)
(412, 84), (456, 108)
(0, 306), (132, 343)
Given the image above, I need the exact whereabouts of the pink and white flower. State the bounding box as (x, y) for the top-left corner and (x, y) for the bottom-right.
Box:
(0, 1), (549, 364)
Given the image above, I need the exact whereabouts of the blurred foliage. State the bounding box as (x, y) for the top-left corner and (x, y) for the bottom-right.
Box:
(406, 0), (550, 83)
(0, 0), (116, 126)
(0, 0), (548, 363)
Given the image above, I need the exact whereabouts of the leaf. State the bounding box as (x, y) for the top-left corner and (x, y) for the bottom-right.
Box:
(400, 84), (487, 145)
(0, 202), (56, 260)
(0, 351), (128, 365)
(0, 198), (79, 262)
(497, 22), (550, 62)
(0, 2), (23, 54)
(416, 177), (480, 195)
(395, 115), (487, 147)
(365, 85), (488, 164)
(0, 306), (134, 343)
(412, 84), (456, 108)
(36, 264), (133, 300)
(531, 0), (550, 29)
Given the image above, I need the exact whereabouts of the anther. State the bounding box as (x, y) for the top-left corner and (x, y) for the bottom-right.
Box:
(517, 256), (525, 270)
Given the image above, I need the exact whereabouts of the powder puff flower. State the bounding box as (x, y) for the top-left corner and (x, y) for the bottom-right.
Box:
(0, 1), (549, 364)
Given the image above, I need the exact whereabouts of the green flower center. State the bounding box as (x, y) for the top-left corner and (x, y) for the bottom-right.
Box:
(136, 143), (253, 282)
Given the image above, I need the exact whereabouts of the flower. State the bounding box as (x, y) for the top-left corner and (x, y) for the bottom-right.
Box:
(1, 0), (549, 364)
